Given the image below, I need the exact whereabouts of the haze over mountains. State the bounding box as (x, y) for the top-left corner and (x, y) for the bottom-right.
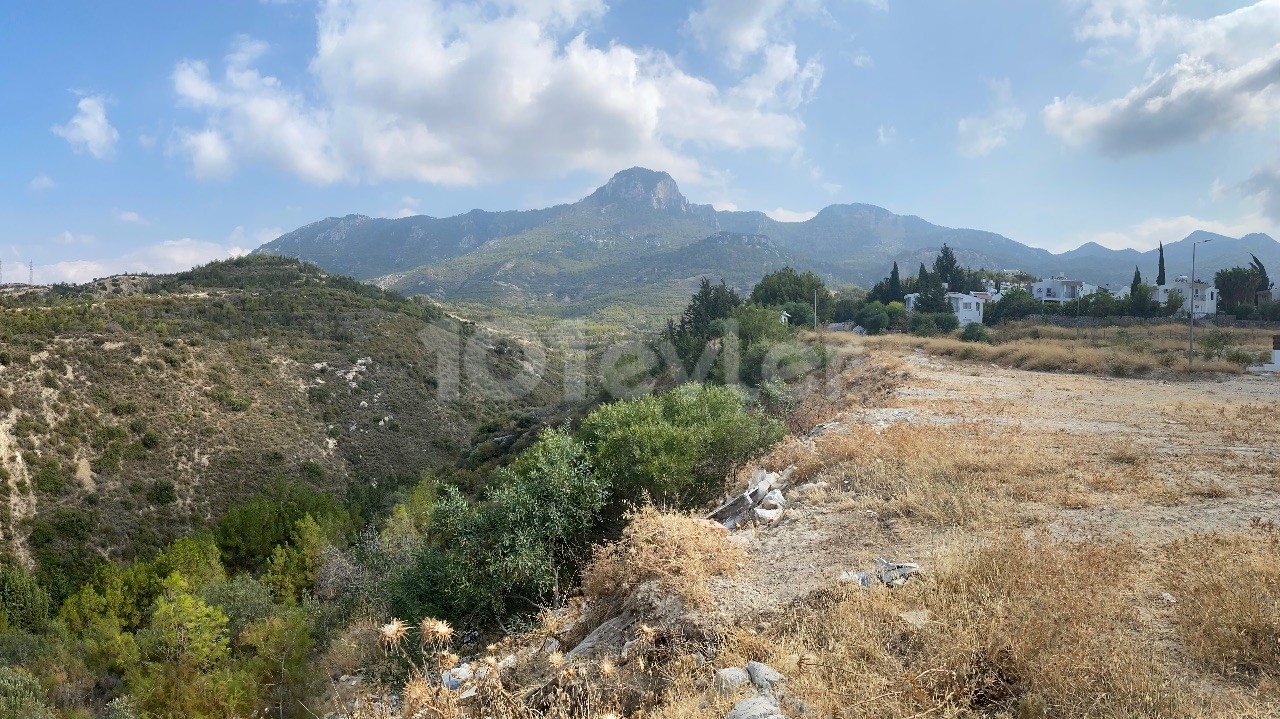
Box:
(257, 168), (1280, 318)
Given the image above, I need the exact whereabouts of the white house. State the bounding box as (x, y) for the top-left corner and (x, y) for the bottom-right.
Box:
(1155, 275), (1217, 318)
(1258, 288), (1280, 304)
(1031, 275), (1098, 304)
(904, 291), (986, 326)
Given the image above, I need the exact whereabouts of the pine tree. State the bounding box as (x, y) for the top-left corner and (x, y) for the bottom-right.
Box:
(1131, 267), (1142, 296)
(1156, 242), (1166, 286)
(933, 244), (960, 289)
(888, 262), (902, 301)
(916, 267), (949, 312)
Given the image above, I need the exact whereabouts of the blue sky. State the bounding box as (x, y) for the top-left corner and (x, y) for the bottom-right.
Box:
(4, 0), (1278, 283)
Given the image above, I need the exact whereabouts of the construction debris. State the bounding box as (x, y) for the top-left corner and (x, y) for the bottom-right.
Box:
(707, 467), (795, 529)
(840, 557), (921, 588)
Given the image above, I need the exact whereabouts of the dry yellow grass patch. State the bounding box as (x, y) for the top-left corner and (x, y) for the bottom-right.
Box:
(765, 422), (1100, 527)
(1164, 528), (1280, 685)
(655, 535), (1233, 719)
(582, 507), (744, 608)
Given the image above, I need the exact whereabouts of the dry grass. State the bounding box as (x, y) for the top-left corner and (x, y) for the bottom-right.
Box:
(654, 535), (1236, 719)
(765, 422), (1095, 526)
(872, 320), (1274, 376)
(581, 507), (744, 608)
(1164, 529), (1280, 683)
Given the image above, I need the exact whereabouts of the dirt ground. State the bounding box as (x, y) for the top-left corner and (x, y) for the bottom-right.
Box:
(708, 336), (1280, 640)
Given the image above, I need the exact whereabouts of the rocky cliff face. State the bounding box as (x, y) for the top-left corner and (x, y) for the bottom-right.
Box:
(588, 167), (691, 214)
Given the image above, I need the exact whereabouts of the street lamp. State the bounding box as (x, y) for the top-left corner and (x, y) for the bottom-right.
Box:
(1188, 238), (1212, 368)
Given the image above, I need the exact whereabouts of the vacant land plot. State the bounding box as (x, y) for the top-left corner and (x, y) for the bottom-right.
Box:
(878, 321), (1276, 376)
(651, 338), (1280, 718)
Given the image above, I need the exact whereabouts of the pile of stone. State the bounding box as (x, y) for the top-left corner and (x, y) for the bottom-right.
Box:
(714, 661), (804, 719)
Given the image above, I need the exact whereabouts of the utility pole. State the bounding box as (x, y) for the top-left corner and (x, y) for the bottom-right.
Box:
(28, 261), (33, 285)
(813, 289), (818, 331)
(1188, 238), (1212, 369)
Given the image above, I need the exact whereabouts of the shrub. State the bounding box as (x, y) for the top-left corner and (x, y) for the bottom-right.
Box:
(0, 666), (55, 719)
(909, 313), (940, 337)
(0, 565), (51, 632)
(580, 383), (784, 509)
(931, 312), (960, 333)
(391, 429), (608, 625)
(958, 322), (991, 343)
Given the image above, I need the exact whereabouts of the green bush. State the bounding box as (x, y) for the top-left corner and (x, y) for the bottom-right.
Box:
(909, 313), (940, 337)
(0, 666), (55, 719)
(580, 383), (783, 509)
(0, 565), (51, 632)
(959, 322), (992, 343)
(146, 479), (178, 506)
(391, 429), (607, 626)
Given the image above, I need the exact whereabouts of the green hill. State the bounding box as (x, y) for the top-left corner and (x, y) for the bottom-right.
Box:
(0, 256), (572, 600)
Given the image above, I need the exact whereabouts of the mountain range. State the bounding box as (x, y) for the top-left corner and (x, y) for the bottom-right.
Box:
(257, 168), (1280, 320)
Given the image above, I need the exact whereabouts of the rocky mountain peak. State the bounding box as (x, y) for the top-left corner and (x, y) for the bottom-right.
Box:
(589, 167), (689, 214)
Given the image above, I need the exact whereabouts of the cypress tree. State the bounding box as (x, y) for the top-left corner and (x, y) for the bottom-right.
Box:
(1156, 242), (1166, 286)
(888, 262), (902, 301)
(1131, 266), (1142, 296)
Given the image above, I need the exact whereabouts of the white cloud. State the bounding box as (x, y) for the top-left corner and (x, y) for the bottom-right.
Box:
(1070, 212), (1279, 252)
(38, 238), (253, 284)
(172, 36), (340, 182)
(51, 94), (120, 159)
(1241, 161), (1280, 224)
(956, 78), (1026, 158)
(711, 199), (740, 211)
(1210, 177), (1229, 203)
(766, 207), (817, 222)
(29, 174), (56, 190)
(1049, 1), (1280, 156)
(1043, 50), (1280, 157)
(170, 2), (822, 187)
(227, 225), (283, 248)
(850, 51), (873, 68)
(116, 210), (147, 224)
(877, 124), (895, 145)
(55, 231), (96, 246)
(394, 195), (422, 217)
(688, 0), (884, 67)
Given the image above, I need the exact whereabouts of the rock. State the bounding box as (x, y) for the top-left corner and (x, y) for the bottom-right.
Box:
(746, 661), (785, 689)
(726, 695), (787, 719)
(1160, 592), (1177, 604)
(754, 507), (783, 524)
(713, 667), (750, 695)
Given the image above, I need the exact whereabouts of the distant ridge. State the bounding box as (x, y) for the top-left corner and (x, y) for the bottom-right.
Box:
(256, 168), (1280, 316)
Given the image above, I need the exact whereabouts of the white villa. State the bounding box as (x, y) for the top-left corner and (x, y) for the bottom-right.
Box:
(1155, 275), (1217, 318)
(1031, 275), (1098, 304)
(904, 291), (986, 326)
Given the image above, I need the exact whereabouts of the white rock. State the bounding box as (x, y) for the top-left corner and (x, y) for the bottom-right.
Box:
(754, 507), (783, 524)
(726, 695), (786, 719)
(713, 667), (750, 695)
(745, 661), (785, 689)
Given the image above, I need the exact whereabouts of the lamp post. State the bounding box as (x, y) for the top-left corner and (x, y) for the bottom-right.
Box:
(1188, 238), (1212, 368)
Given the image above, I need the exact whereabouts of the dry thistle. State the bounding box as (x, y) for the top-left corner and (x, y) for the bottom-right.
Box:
(637, 623), (657, 640)
(379, 618), (408, 649)
(547, 651), (565, 668)
(598, 659), (616, 678)
(402, 675), (432, 711)
(422, 617), (454, 643)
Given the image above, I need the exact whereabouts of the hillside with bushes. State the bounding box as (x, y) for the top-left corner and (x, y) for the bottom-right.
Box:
(0, 257), (575, 603)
